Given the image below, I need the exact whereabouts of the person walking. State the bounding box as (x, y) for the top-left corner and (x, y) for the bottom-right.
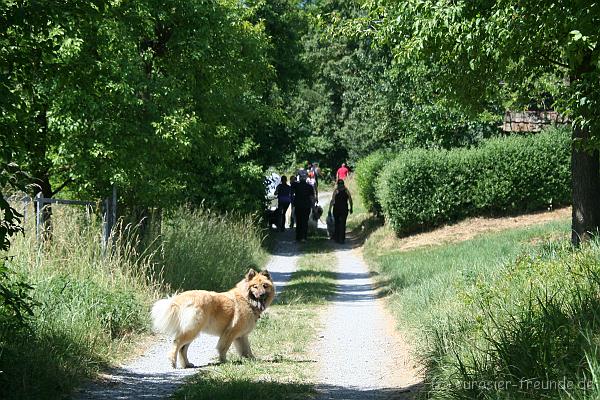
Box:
(328, 179), (353, 244)
(293, 170), (315, 242)
(274, 175), (292, 232)
(310, 162), (321, 198)
(289, 175), (297, 228)
(336, 162), (350, 181)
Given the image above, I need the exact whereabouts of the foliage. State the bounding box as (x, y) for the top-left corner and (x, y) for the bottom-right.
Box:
(0, 161), (24, 251)
(365, 0), (600, 131)
(160, 207), (267, 292)
(0, 156), (36, 331)
(0, 0), (294, 215)
(287, 0), (500, 170)
(377, 127), (571, 235)
(0, 263), (37, 332)
(354, 151), (389, 214)
(362, 0), (600, 242)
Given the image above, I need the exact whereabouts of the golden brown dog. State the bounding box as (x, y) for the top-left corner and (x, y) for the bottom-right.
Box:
(151, 269), (275, 368)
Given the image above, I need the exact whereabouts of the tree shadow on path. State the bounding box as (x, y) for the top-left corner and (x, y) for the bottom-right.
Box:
(317, 382), (423, 400)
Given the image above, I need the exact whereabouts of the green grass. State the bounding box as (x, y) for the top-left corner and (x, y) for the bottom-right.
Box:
(363, 219), (571, 342)
(1, 206), (160, 399)
(0, 204), (269, 400)
(160, 207), (267, 292)
(174, 233), (337, 400)
(358, 204), (600, 399)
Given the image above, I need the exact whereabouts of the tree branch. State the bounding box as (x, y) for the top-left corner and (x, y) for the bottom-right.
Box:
(51, 178), (74, 197)
(535, 50), (569, 69)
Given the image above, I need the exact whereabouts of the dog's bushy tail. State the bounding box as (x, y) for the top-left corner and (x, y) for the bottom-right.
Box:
(151, 298), (180, 337)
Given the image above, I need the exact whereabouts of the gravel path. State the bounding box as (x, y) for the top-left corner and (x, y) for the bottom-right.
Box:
(72, 230), (300, 400)
(313, 244), (422, 399)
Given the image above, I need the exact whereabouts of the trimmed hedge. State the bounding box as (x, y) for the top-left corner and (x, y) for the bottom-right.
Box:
(377, 127), (571, 235)
(355, 151), (390, 214)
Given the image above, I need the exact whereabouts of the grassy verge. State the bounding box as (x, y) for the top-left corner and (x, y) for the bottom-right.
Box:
(356, 197), (600, 399)
(363, 219), (571, 342)
(174, 235), (337, 400)
(160, 207), (267, 292)
(0, 205), (268, 400)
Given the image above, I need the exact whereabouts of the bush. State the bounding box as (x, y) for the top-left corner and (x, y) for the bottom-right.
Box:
(160, 207), (267, 292)
(354, 151), (390, 214)
(377, 127), (571, 234)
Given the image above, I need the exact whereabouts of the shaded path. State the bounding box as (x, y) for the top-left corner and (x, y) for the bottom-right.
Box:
(313, 244), (422, 399)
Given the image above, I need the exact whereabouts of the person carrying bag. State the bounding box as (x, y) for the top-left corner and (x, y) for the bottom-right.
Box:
(328, 179), (353, 244)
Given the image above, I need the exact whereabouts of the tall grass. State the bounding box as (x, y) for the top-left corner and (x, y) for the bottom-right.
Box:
(1, 206), (160, 399)
(421, 240), (600, 400)
(160, 207), (267, 292)
(0, 204), (268, 399)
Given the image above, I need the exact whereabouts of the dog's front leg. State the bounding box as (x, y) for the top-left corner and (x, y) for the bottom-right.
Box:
(234, 335), (254, 359)
(216, 331), (236, 363)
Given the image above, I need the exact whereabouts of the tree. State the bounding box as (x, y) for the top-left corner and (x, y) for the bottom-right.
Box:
(365, 0), (600, 244)
(288, 0), (498, 169)
(1, 0), (281, 217)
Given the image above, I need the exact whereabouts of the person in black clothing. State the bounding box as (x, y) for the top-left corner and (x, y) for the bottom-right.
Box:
(293, 170), (315, 242)
(274, 175), (292, 231)
(328, 179), (353, 244)
(289, 175), (297, 228)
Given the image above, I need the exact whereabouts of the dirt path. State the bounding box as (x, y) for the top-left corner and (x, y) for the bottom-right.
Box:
(71, 229), (301, 400)
(313, 244), (422, 399)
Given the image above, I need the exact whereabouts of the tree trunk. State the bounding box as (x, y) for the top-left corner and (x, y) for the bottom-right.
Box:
(570, 52), (600, 246)
(571, 125), (600, 246)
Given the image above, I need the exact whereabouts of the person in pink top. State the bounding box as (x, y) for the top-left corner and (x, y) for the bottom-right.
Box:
(336, 163), (349, 181)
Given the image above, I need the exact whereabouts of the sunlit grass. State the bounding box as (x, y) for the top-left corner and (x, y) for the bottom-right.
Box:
(357, 200), (600, 399)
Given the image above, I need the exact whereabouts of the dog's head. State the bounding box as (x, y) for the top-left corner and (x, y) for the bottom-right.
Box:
(243, 268), (276, 312)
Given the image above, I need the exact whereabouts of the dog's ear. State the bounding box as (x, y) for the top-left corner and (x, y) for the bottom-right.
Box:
(245, 269), (257, 281)
(260, 270), (272, 281)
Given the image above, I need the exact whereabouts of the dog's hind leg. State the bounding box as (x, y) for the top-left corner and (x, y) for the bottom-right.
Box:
(169, 340), (179, 368)
(234, 335), (254, 359)
(179, 343), (194, 368)
(172, 333), (200, 368)
(171, 324), (203, 368)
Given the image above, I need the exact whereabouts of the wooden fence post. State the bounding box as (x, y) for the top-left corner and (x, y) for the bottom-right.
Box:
(35, 192), (42, 242)
(22, 196), (27, 227)
(102, 185), (117, 255)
